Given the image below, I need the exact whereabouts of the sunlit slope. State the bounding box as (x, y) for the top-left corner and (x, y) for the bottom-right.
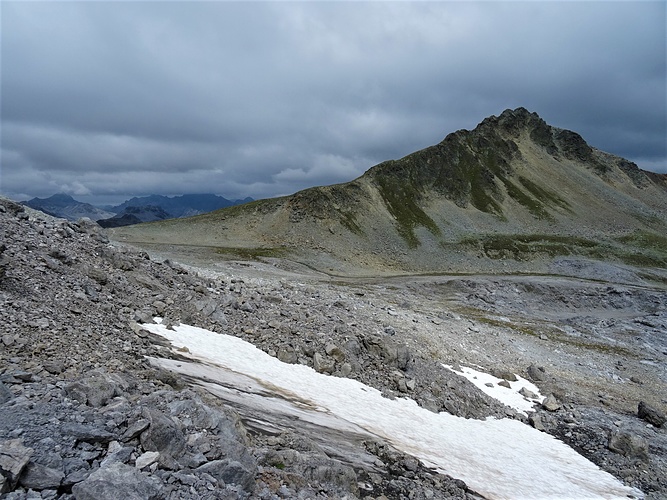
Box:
(110, 108), (667, 274)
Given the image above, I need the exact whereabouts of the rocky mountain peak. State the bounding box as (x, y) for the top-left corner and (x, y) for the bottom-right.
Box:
(43, 193), (77, 205)
(465, 107), (595, 163)
(476, 107), (547, 137)
(111, 109), (667, 275)
(22, 194), (115, 222)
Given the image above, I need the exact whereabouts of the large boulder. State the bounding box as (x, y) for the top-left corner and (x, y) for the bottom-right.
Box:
(0, 439), (33, 493)
(608, 431), (649, 461)
(18, 461), (65, 490)
(72, 462), (162, 500)
(638, 401), (666, 428)
(195, 459), (256, 492)
(64, 370), (129, 408)
(139, 409), (186, 470)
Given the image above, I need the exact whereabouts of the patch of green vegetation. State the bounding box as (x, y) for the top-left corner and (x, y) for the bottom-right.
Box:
(366, 132), (514, 217)
(339, 211), (364, 236)
(616, 231), (667, 251)
(611, 231), (667, 267)
(376, 175), (440, 248)
(517, 176), (571, 211)
(499, 177), (551, 220)
(631, 212), (664, 227)
(455, 141), (506, 215)
(458, 234), (600, 260)
(454, 233), (667, 268)
(214, 246), (288, 260)
(637, 271), (667, 287)
(475, 315), (540, 337)
(612, 251), (667, 268)
(557, 337), (636, 357)
(468, 166), (504, 216)
(288, 183), (368, 237)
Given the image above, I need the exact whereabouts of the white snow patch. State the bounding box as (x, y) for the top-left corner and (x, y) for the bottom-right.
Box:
(443, 364), (544, 415)
(143, 322), (643, 500)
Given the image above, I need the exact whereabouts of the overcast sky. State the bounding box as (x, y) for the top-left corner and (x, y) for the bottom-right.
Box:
(2, 1), (665, 206)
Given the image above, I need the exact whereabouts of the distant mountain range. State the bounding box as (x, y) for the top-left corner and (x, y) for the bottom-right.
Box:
(104, 193), (253, 218)
(22, 194), (116, 222)
(21, 193), (253, 226)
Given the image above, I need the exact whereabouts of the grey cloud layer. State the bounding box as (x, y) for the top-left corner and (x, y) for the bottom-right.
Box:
(2, 1), (665, 204)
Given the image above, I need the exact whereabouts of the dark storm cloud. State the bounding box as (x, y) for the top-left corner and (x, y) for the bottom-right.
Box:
(1, 1), (665, 205)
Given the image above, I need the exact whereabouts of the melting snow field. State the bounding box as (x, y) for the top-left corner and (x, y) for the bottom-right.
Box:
(443, 364), (544, 415)
(143, 321), (644, 500)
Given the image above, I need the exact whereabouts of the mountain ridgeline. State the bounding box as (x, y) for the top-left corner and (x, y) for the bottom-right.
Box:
(107, 193), (254, 219)
(22, 193), (253, 226)
(22, 194), (116, 222)
(111, 108), (667, 275)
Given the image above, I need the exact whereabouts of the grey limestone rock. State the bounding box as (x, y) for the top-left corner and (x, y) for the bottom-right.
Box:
(195, 458), (256, 492)
(638, 401), (666, 428)
(18, 461), (64, 490)
(64, 370), (125, 408)
(0, 439), (33, 493)
(529, 414), (546, 431)
(608, 431), (649, 461)
(519, 387), (539, 399)
(72, 462), (163, 500)
(139, 409), (186, 470)
(122, 419), (150, 442)
(0, 382), (13, 404)
(313, 352), (334, 374)
(276, 347), (297, 364)
(325, 342), (346, 363)
(42, 360), (65, 375)
(491, 368), (518, 382)
(527, 364), (547, 382)
(60, 423), (114, 444)
(542, 395), (561, 412)
(134, 451), (160, 470)
(0, 244), (8, 280)
(85, 267), (108, 286)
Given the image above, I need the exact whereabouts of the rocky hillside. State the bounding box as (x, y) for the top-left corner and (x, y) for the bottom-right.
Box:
(0, 197), (507, 499)
(1, 196), (665, 498)
(110, 108), (667, 275)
